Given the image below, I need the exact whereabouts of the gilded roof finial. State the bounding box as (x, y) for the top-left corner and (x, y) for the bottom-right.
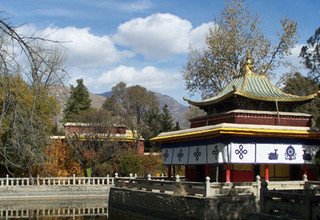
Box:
(241, 52), (253, 75)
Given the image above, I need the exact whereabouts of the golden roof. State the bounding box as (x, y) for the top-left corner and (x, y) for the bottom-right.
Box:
(184, 55), (319, 107)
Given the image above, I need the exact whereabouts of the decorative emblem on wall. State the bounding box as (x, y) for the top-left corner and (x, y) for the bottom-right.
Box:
(235, 144), (247, 160)
(302, 150), (312, 161)
(193, 147), (201, 161)
(163, 149), (169, 162)
(177, 149), (184, 162)
(285, 145), (296, 160)
(268, 149), (278, 160)
(212, 145), (219, 160)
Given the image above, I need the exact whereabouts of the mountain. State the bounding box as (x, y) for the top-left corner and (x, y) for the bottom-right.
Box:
(49, 85), (106, 109)
(98, 91), (113, 98)
(98, 91), (190, 128)
(49, 85), (107, 127)
(153, 92), (189, 128)
(50, 85), (190, 129)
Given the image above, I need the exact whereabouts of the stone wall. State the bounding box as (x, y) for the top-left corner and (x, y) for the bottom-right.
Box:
(108, 187), (256, 220)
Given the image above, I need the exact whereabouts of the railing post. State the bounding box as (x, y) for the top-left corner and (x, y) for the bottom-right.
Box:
(73, 174), (76, 185)
(205, 176), (211, 197)
(161, 173), (165, 181)
(128, 173), (133, 188)
(6, 174), (9, 186)
(107, 174), (110, 185)
(134, 174), (137, 179)
(260, 180), (268, 213)
(256, 175), (261, 211)
(303, 174), (308, 182)
(175, 175), (180, 183)
(146, 174), (152, 191)
(114, 173), (118, 187)
(256, 175), (261, 196)
(37, 175), (40, 186)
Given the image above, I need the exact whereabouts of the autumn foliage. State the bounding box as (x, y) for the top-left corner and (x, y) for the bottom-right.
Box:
(118, 150), (165, 176)
(42, 139), (83, 177)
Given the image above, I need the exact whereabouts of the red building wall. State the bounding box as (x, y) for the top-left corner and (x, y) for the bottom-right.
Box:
(190, 112), (312, 128)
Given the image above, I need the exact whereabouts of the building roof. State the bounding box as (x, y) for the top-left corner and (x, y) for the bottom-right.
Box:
(184, 55), (319, 107)
(150, 123), (320, 143)
(63, 122), (138, 141)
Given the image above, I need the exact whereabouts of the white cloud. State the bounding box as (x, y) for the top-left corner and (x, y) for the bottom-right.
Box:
(190, 22), (216, 50)
(114, 13), (214, 58)
(18, 25), (133, 69)
(85, 65), (181, 93)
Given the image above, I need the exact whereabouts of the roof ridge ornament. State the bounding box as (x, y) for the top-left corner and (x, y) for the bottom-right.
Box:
(241, 53), (254, 75)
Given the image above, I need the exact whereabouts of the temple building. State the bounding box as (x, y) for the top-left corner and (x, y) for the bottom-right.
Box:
(55, 122), (145, 156)
(151, 54), (320, 182)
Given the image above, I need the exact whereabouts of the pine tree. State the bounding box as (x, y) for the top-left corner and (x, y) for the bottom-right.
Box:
(300, 27), (320, 82)
(174, 122), (181, 131)
(160, 104), (175, 132)
(283, 72), (320, 128)
(63, 79), (92, 122)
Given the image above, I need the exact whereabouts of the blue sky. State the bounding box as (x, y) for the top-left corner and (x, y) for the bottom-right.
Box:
(1, 0), (320, 103)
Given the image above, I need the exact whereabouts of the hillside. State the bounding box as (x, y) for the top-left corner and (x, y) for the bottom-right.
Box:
(153, 92), (189, 128)
(98, 91), (190, 128)
(50, 86), (190, 128)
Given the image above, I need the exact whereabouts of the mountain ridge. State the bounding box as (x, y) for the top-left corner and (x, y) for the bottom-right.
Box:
(50, 86), (190, 129)
(98, 91), (190, 128)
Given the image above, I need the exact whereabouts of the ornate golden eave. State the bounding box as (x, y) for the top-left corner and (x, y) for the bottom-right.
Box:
(150, 123), (320, 143)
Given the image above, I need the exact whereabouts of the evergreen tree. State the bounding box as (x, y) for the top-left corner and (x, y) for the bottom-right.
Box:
(174, 122), (181, 131)
(63, 79), (92, 122)
(160, 104), (175, 132)
(282, 72), (320, 128)
(143, 107), (163, 151)
(300, 27), (320, 82)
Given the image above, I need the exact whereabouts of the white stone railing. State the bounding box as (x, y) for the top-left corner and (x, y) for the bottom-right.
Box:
(0, 207), (108, 218)
(115, 174), (208, 196)
(114, 173), (258, 197)
(114, 173), (312, 198)
(0, 174), (114, 186)
(209, 180), (260, 197)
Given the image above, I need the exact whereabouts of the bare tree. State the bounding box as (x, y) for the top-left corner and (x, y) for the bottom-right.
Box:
(102, 82), (159, 141)
(182, 0), (298, 98)
(66, 109), (129, 176)
(0, 16), (66, 177)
